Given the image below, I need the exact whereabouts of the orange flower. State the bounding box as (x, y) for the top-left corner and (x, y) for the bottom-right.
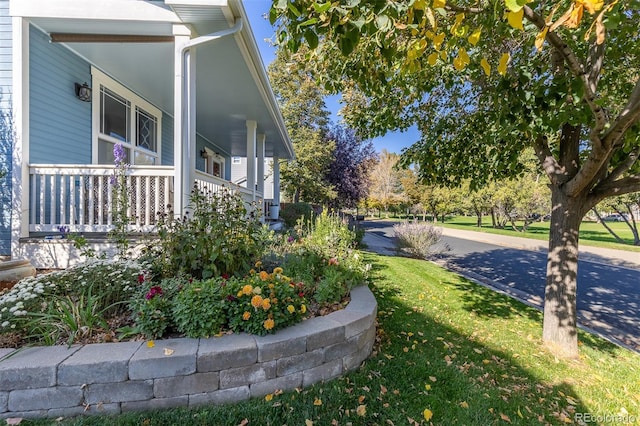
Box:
(242, 311), (251, 321)
(259, 271), (270, 281)
(264, 318), (275, 330)
(261, 298), (271, 310)
(273, 267), (283, 275)
(242, 285), (253, 295)
(251, 295), (263, 308)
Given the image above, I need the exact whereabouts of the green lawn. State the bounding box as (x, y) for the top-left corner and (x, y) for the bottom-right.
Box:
(388, 214), (640, 252)
(32, 254), (640, 426)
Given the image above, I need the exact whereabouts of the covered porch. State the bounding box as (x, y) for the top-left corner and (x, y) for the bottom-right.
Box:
(10, 0), (293, 266)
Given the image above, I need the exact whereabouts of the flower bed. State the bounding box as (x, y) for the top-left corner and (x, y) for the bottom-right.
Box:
(0, 286), (376, 419)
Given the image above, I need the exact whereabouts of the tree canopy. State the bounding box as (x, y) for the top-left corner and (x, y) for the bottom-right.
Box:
(269, 0), (640, 358)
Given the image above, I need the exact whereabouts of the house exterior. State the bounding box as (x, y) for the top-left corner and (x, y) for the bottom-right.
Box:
(230, 156), (281, 218)
(1, 0), (293, 267)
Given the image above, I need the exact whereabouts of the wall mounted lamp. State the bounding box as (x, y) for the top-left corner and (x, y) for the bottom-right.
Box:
(74, 82), (92, 102)
(200, 149), (208, 158)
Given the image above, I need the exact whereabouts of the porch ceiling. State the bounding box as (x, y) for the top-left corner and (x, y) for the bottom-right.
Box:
(23, 1), (293, 159)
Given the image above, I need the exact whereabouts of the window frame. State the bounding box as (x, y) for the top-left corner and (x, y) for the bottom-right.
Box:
(91, 66), (162, 165)
(200, 147), (225, 178)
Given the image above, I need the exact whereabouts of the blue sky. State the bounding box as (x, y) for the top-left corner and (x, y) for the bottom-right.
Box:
(243, 2), (419, 154)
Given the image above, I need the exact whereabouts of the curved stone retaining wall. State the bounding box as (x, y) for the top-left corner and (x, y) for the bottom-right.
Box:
(0, 286), (376, 419)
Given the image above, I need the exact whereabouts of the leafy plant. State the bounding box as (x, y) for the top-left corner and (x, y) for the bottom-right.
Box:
(171, 278), (228, 338)
(128, 276), (185, 339)
(152, 185), (265, 279)
(0, 259), (145, 342)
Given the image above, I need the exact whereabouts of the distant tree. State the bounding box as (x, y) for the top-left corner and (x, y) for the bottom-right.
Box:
(367, 150), (405, 214)
(592, 194), (640, 245)
(325, 124), (376, 209)
(268, 49), (335, 203)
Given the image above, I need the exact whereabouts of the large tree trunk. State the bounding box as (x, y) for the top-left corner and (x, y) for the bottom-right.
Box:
(542, 187), (585, 358)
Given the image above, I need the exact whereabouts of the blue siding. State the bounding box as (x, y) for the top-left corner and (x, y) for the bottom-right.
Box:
(0, 0), (12, 255)
(29, 25), (91, 164)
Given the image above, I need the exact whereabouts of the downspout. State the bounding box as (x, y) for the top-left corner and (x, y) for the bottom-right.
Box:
(176, 19), (243, 214)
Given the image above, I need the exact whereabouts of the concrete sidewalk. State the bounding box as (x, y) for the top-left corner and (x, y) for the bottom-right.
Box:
(438, 227), (640, 269)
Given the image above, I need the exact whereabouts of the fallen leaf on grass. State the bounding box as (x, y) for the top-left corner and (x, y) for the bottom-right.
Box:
(423, 408), (433, 421)
(238, 419), (248, 426)
(460, 401), (469, 408)
(264, 393), (273, 401)
(6, 419), (23, 425)
(357, 405), (366, 416)
(305, 420), (313, 426)
(500, 413), (512, 423)
(313, 398), (322, 406)
(429, 376), (437, 382)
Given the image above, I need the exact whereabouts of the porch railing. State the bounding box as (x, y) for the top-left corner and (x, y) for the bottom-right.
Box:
(194, 170), (264, 218)
(28, 164), (174, 233)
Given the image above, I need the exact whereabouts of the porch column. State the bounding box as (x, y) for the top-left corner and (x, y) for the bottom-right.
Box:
(173, 25), (192, 216)
(273, 156), (281, 206)
(257, 134), (265, 198)
(11, 17), (30, 256)
(246, 120), (257, 201)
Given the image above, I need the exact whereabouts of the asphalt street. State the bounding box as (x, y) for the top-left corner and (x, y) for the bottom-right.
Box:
(361, 220), (640, 352)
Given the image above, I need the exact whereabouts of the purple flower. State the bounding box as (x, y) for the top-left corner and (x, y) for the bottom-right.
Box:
(113, 143), (126, 165)
(287, 236), (295, 243)
(109, 174), (118, 187)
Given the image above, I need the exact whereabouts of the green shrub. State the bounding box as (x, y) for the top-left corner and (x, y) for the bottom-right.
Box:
(151, 185), (266, 279)
(393, 222), (442, 259)
(171, 278), (228, 338)
(128, 276), (185, 339)
(280, 202), (313, 228)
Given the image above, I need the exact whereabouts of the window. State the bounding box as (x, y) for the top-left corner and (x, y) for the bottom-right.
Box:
(92, 67), (162, 165)
(232, 156), (242, 165)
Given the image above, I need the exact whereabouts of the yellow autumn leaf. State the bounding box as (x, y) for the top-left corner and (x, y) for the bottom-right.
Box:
(356, 405), (366, 416)
(467, 28), (481, 46)
(314, 398), (322, 406)
(460, 401), (469, 408)
(265, 393), (273, 402)
(432, 0), (446, 9)
(581, 0), (604, 14)
(433, 33), (445, 50)
(423, 408), (433, 421)
(535, 26), (549, 51)
(497, 53), (510, 76)
(414, 0), (427, 10)
(565, 3), (584, 28)
(146, 340), (155, 348)
(507, 9), (524, 30)
(425, 384), (432, 391)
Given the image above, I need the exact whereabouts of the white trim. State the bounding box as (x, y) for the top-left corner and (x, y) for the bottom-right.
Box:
(246, 120), (256, 201)
(11, 17), (30, 257)
(90, 66), (162, 165)
(10, 0), (178, 23)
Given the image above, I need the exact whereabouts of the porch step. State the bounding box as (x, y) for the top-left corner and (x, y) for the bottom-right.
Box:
(0, 260), (36, 283)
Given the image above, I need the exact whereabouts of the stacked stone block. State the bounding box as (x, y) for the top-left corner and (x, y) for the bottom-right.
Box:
(0, 286), (377, 419)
